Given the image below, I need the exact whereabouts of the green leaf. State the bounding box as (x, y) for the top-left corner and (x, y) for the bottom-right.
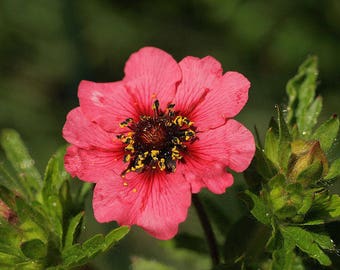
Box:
(277, 106), (292, 171)
(286, 56), (319, 136)
(223, 216), (271, 265)
(264, 117), (279, 165)
(325, 158), (340, 180)
(64, 211), (84, 249)
(0, 129), (42, 198)
(305, 96), (322, 134)
(15, 197), (48, 241)
(272, 238), (304, 270)
(42, 146), (69, 201)
(280, 226), (331, 266)
(326, 194), (340, 218)
(243, 190), (271, 225)
(0, 162), (20, 191)
(254, 146), (278, 180)
(312, 115), (339, 152)
(0, 184), (16, 210)
(21, 239), (47, 260)
(44, 195), (63, 247)
(62, 226), (129, 268)
(103, 225), (130, 249)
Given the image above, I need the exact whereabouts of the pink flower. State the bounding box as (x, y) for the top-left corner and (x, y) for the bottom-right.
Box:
(62, 47), (255, 240)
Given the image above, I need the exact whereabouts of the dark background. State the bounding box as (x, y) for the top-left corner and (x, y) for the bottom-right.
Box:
(1, 1), (339, 269)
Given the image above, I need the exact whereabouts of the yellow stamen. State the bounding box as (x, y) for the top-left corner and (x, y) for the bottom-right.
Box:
(123, 154), (131, 163)
(158, 158), (166, 170)
(151, 150), (160, 160)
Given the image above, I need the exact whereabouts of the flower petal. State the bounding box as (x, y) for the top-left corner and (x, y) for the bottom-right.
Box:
(178, 160), (234, 194)
(174, 56), (222, 116)
(123, 47), (181, 115)
(62, 107), (116, 150)
(182, 119), (255, 193)
(93, 171), (191, 240)
(192, 72), (251, 130)
(78, 80), (138, 133)
(64, 145), (125, 183)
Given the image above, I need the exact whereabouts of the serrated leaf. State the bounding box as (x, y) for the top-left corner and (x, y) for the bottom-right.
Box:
(312, 115), (339, 152)
(326, 194), (340, 218)
(280, 226), (331, 266)
(286, 56), (319, 136)
(243, 190), (271, 225)
(272, 239), (304, 270)
(325, 158), (340, 180)
(0, 129), (42, 198)
(21, 239), (47, 260)
(64, 211), (84, 248)
(311, 232), (335, 250)
(62, 226), (129, 268)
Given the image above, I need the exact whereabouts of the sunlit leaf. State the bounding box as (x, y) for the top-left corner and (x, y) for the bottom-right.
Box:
(280, 226), (331, 266)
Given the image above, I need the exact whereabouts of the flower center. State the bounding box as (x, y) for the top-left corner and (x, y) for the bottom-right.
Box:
(117, 100), (197, 176)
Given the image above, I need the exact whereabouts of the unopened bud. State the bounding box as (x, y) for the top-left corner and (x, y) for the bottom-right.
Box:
(0, 199), (17, 224)
(287, 140), (328, 186)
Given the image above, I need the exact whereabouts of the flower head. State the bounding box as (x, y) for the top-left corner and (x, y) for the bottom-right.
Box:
(62, 47), (255, 239)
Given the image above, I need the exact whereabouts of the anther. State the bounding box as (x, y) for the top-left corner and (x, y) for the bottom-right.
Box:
(152, 100), (160, 117)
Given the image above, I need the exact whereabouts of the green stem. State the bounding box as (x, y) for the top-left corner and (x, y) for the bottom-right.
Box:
(192, 194), (220, 267)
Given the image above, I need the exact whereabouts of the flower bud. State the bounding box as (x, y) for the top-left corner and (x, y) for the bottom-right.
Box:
(287, 140), (328, 186)
(0, 199), (17, 224)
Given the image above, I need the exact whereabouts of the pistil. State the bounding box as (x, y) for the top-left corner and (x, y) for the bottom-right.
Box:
(117, 100), (197, 176)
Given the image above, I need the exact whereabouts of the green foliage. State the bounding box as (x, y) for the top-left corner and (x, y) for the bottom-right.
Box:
(243, 57), (339, 269)
(0, 130), (129, 269)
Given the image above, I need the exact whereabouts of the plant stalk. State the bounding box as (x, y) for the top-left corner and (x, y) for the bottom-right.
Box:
(192, 193), (220, 267)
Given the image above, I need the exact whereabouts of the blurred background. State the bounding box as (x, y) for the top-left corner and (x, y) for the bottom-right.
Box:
(0, 0), (339, 269)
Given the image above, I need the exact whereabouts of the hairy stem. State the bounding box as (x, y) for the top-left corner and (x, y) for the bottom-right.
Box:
(192, 194), (220, 266)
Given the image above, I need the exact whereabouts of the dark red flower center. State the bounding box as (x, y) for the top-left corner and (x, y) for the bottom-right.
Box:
(117, 100), (197, 176)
